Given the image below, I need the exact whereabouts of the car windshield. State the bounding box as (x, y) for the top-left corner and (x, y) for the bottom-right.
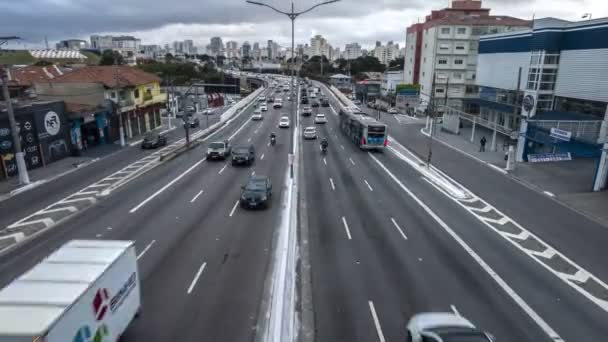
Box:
(209, 142), (224, 149)
(244, 181), (266, 191)
(233, 147), (250, 153)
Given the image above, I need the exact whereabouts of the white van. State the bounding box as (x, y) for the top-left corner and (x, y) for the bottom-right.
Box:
(0, 240), (141, 342)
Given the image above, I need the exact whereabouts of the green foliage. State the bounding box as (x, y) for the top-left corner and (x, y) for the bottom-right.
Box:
(137, 61), (225, 86)
(388, 57), (405, 69)
(99, 50), (124, 65)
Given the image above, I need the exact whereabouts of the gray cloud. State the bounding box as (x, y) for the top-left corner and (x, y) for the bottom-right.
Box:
(2, 0), (604, 49)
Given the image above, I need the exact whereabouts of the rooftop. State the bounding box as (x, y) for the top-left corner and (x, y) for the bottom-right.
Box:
(48, 65), (161, 88)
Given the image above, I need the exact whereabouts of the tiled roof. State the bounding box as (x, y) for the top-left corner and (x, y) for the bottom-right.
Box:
(7, 65), (67, 86)
(49, 66), (161, 88)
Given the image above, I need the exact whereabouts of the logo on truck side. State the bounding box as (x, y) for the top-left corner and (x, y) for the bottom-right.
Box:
(110, 272), (137, 313)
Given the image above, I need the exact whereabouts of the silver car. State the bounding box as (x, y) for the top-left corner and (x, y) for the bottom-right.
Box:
(303, 126), (317, 140)
(406, 313), (495, 342)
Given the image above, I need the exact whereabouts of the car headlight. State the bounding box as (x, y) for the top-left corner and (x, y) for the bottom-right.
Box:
(261, 195), (267, 201)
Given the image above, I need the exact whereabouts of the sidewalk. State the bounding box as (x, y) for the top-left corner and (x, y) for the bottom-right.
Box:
(422, 123), (608, 227)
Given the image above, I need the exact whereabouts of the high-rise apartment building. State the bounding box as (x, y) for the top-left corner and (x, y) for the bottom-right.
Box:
(344, 43), (361, 60)
(226, 41), (240, 58)
(403, 0), (529, 109)
(373, 41), (399, 66)
(208, 37), (224, 57)
(241, 41), (251, 58)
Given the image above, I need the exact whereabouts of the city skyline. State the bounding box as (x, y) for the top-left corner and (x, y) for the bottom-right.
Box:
(3, 0), (607, 50)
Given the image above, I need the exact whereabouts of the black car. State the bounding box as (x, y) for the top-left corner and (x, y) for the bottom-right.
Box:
(321, 98), (330, 107)
(267, 97), (275, 103)
(231, 145), (255, 166)
(240, 175), (272, 209)
(311, 101), (320, 108)
(186, 116), (200, 128)
(301, 97), (309, 105)
(141, 132), (167, 149)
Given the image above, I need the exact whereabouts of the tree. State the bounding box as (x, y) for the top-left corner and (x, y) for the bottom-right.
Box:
(389, 57), (405, 69)
(216, 56), (226, 66)
(99, 50), (124, 65)
(33, 60), (54, 66)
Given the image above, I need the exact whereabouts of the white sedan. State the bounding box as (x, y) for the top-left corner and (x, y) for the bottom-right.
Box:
(314, 113), (327, 124)
(303, 126), (317, 140)
(260, 104), (268, 112)
(388, 107), (398, 114)
(251, 112), (263, 121)
(406, 312), (495, 342)
(279, 116), (290, 128)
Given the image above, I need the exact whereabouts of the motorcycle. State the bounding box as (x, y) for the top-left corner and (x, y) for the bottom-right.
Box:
(321, 143), (328, 154)
(270, 136), (277, 146)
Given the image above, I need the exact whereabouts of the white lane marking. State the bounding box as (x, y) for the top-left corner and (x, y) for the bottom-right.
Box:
(129, 157), (206, 213)
(251, 171), (256, 176)
(340, 144), (345, 150)
(450, 305), (461, 316)
(323, 157), (327, 166)
(341, 216), (352, 240)
(96, 234), (102, 238)
(254, 129), (259, 134)
(390, 217), (408, 240)
(229, 200), (239, 217)
(187, 262), (207, 294)
(261, 153), (265, 160)
(218, 165), (228, 174)
(247, 137), (252, 142)
(137, 240), (156, 260)
(394, 115), (403, 124)
(190, 190), (204, 203)
(368, 301), (386, 342)
(349, 157), (355, 165)
(227, 114), (254, 141)
(543, 191), (555, 197)
(267, 142), (271, 146)
(364, 179), (373, 191)
(329, 178), (336, 191)
(107, 226), (112, 230)
(369, 153), (565, 342)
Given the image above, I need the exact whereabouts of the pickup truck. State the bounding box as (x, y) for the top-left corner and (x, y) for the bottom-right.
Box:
(0, 240), (141, 342)
(207, 140), (231, 160)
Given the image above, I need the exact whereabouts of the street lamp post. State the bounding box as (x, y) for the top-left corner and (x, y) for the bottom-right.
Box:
(246, 0), (340, 130)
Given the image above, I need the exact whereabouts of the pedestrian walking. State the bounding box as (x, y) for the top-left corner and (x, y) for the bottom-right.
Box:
(480, 136), (487, 152)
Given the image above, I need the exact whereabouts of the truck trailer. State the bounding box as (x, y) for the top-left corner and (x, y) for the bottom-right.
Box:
(0, 240), (141, 342)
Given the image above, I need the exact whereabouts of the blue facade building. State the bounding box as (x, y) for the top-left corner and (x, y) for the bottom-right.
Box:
(474, 17), (608, 190)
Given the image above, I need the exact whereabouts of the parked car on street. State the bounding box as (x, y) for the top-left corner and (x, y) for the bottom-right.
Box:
(406, 312), (495, 342)
(187, 116), (200, 128)
(303, 126), (317, 139)
(388, 107), (398, 114)
(207, 140), (231, 160)
(231, 145), (256, 166)
(141, 132), (167, 149)
(240, 175), (272, 209)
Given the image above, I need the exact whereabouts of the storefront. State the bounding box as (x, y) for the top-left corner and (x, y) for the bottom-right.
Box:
(1, 101), (72, 179)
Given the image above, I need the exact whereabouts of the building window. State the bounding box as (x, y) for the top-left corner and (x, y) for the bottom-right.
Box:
(436, 88), (445, 94)
(439, 44), (449, 51)
(111, 92), (116, 99)
(537, 94), (554, 111)
(134, 89), (140, 98)
(422, 72), (425, 77)
(457, 27), (467, 34)
(438, 58), (448, 65)
(424, 43), (428, 49)
(409, 71), (412, 75)
(410, 58), (413, 62)
(423, 57), (426, 63)
(453, 73), (462, 80)
(437, 73), (447, 79)
(544, 54), (560, 65)
(441, 28), (451, 34)
(530, 51), (542, 65)
(455, 44), (466, 51)
(527, 67), (540, 90)
(454, 59), (463, 65)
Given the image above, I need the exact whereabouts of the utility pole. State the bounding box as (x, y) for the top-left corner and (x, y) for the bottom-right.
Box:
(1, 66), (30, 184)
(246, 0), (340, 135)
(114, 65), (126, 147)
(427, 73), (437, 168)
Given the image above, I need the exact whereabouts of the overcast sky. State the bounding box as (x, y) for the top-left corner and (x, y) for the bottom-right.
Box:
(2, 0), (608, 50)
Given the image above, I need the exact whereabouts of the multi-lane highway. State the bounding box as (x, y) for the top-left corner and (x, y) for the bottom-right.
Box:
(0, 84), (294, 341)
(0, 75), (607, 342)
(299, 81), (608, 342)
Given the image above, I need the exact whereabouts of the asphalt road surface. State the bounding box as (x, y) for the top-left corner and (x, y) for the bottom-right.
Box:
(0, 78), (607, 342)
(0, 86), (293, 341)
(299, 82), (608, 342)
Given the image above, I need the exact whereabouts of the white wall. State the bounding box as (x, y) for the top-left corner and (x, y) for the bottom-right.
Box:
(420, 27), (438, 101)
(477, 52), (530, 90)
(404, 32), (417, 84)
(555, 49), (608, 103)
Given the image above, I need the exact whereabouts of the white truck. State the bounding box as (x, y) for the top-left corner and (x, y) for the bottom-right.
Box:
(0, 240), (141, 342)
